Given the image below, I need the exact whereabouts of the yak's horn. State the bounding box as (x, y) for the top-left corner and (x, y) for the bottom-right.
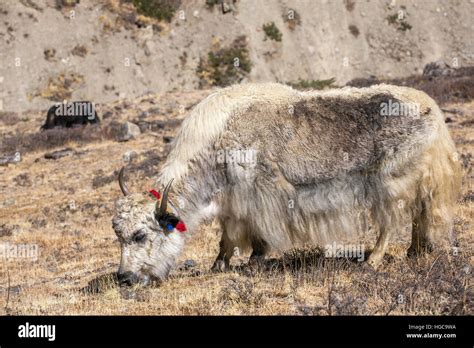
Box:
(155, 179), (173, 218)
(118, 167), (131, 196)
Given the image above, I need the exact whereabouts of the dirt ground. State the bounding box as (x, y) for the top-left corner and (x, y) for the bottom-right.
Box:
(0, 86), (472, 315)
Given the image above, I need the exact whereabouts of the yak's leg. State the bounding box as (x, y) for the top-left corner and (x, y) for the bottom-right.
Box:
(211, 227), (233, 272)
(407, 206), (434, 257)
(367, 201), (397, 269)
(211, 219), (249, 272)
(248, 237), (268, 267)
(367, 225), (391, 268)
(407, 194), (454, 257)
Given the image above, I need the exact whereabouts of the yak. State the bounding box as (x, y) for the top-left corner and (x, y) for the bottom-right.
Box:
(111, 83), (461, 286)
(40, 101), (99, 130)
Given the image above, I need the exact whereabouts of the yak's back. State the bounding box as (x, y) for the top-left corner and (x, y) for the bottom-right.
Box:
(224, 84), (438, 185)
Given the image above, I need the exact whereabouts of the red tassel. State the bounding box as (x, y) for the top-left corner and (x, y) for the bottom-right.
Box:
(149, 189), (161, 200)
(176, 221), (187, 232)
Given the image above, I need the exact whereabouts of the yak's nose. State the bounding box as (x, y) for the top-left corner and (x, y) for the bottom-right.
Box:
(117, 271), (139, 286)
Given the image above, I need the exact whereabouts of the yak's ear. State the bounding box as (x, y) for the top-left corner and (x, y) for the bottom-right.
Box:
(157, 213), (180, 231)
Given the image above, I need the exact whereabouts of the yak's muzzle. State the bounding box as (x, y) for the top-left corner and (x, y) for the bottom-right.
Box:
(117, 271), (139, 286)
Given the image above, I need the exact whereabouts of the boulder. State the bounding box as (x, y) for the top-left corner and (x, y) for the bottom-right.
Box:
(118, 122), (141, 142)
(0, 152), (21, 166)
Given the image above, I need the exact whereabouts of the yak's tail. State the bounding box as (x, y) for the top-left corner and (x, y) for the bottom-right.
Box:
(408, 105), (462, 254)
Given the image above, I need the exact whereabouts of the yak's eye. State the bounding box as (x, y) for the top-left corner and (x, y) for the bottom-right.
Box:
(132, 231), (146, 243)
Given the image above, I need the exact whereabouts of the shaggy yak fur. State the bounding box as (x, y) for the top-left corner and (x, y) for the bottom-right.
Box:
(112, 83), (461, 285)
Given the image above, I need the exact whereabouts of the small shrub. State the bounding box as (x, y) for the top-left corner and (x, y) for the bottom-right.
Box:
(398, 21), (412, 31)
(197, 36), (252, 88)
(205, 0), (235, 13)
(344, 0), (355, 12)
(386, 13), (398, 25)
(132, 0), (181, 22)
(44, 48), (56, 61)
(55, 0), (78, 8)
(262, 22), (282, 42)
(205, 0), (221, 8)
(386, 12), (412, 31)
(348, 24), (359, 37)
(71, 44), (88, 57)
(0, 224), (15, 237)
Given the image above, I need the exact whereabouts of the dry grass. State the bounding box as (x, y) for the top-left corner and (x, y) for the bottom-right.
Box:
(0, 88), (472, 315)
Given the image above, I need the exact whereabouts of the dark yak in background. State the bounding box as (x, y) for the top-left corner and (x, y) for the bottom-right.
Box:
(41, 101), (100, 130)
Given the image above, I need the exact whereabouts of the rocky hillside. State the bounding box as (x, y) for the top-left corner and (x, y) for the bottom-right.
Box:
(1, 0), (473, 112)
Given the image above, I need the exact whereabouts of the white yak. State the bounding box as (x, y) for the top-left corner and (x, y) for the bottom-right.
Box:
(112, 83), (461, 285)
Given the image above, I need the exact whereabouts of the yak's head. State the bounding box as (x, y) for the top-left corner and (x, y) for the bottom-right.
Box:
(112, 168), (186, 286)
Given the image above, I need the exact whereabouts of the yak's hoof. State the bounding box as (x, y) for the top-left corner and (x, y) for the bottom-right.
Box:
(366, 255), (383, 270)
(407, 247), (419, 258)
(211, 259), (229, 273)
(241, 256), (266, 276)
(248, 255), (265, 269)
(407, 243), (433, 258)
